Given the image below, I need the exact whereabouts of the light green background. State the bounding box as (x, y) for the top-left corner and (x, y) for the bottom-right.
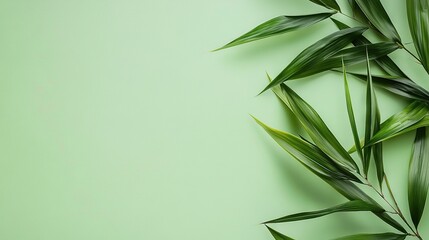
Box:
(0, 0), (428, 239)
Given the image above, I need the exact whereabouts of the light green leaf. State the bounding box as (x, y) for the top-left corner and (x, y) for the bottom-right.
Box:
(280, 84), (359, 171)
(343, 60), (363, 163)
(253, 117), (360, 181)
(310, 0), (341, 11)
(354, 0), (402, 42)
(408, 127), (429, 228)
(266, 226), (295, 240)
(261, 27), (367, 93)
(349, 73), (429, 103)
(264, 200), (383, 223)
(334, 233), (407, 240)
(366, 101), (429, 146)
(215, 12), (334, 51)
(407, 0), (429, 73)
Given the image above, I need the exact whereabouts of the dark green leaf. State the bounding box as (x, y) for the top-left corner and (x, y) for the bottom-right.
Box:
(350, 73), (429, 102)
(292, 42), (399, 79)
(310, 0), (341, 11)
(407, 0), (429, 73)
(354, 0), (401, 42)
(408, 127), (429, 228)
(334, 233), (407, 240)
(280, 84), (359, 171)
(332, 19), (407, 77)
(266, 226), (295, 240)
(362, 51), (384, 186)
(215, 12), (334, 51)
(367, 101), (429, 145)
(264, 200), (383, 223)
(261, 27), (367, 93)
(343, 60), (364, 162)
(253, 117), (360, 181)
(323, 178), (406, 233)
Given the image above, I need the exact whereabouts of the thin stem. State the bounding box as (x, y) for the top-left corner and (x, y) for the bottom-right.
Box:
(395, 41), (422, 64)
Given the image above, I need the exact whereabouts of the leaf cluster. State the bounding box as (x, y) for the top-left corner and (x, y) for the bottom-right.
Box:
(218, 0), (429, 239)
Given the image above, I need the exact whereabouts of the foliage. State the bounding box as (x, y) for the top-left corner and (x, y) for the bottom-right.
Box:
(218, 0), (429, 239)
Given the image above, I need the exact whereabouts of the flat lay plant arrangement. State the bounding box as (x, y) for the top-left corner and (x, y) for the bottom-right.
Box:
(217, 0), (429, 239)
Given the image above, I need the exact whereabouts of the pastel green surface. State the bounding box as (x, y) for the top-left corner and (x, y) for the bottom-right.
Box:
(0, 0), (428, 239)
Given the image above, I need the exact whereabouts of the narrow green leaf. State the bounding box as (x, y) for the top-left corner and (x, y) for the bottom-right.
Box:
(216, 12), (334, 51)
(265, 200), (383, 223)
(408, 127), (429, 228)
(363, 50), (380, 177)
(407, 0), (429, 73)
(367, 101), (429, 145)
(253, 117), (360, 181)
(349, 73), (429, 102)
(332, 19), (407, 78)
(343, 60), (363, 163)
(354, 0), (402, 42)
(309, 0), (341, 11)
(374, 104), (384, 188)
(281, 84), (359, 171)
(323, 178), (406, 233)
(292, 42), (399, 79)
(261, 27), (367, 93)
(266, 226), (295, 240)
(334, 233), (407, 240)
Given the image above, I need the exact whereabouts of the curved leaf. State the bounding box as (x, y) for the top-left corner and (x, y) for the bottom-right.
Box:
(281, 84), (359, 171)
(261, 27), (367, 93)
(264, 200), (383, 223)
(354, 0), (401, 42)
(407, 0), (429, 73)
(310, 0), (341, 11)
(253, 117), (359, 181)
(408, 127), (429, 228)
(367, 101), (429, 145)
(266, 226), (294, 240)
(334, 233), (406, 240)
(349, 73), (429, 102)
(216, 12), (334, 51)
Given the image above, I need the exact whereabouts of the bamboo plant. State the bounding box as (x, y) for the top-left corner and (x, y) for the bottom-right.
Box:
(217, 0), (429, 239)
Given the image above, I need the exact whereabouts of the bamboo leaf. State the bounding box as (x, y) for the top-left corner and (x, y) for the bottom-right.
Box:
(334, 233), (407, 240)
(264, 200), (383, 223)
(354, 0), (402, 42)
(216, 12), (334, 51)
(309, 0), (341, 11)
(374, 104), (384, 188)
(266, 226), (295, 240)
(253, 117), (360, 181)
(407, 0), (429, 73)
(280, 84), (359, 171)
(349, 73), (429, 102)
(343, 60), (364, 163)
(408, 127), (429, 228)
(332, 19), (407, 78)
(261, 27), (367, 93)
(323, 178), (406, 233)
(366, 101), (429, 145)
(293, 42), (399, 79)
(363, 50), (380, 177)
